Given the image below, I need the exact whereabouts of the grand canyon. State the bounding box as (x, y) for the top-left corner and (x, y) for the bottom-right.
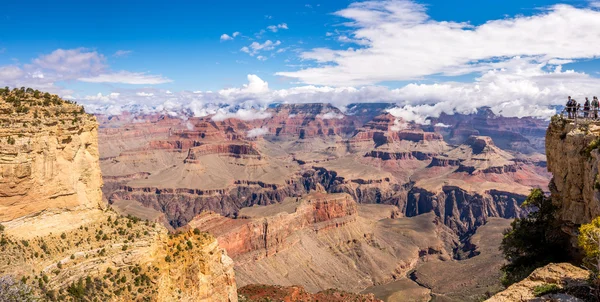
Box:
(0, 87), (557, 301)
(6, 0), (600, 301)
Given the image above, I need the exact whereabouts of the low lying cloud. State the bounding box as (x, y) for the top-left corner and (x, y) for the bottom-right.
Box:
(77, 57), (599, 122)
(317, 112), (345, 120)
(212, 108), (272, 122)
(247, 127), (270, 138)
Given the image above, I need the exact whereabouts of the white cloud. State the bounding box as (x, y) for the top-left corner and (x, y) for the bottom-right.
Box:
(113, 50), (132, 57)
(267, 23), (289, 32)
(247, 127), (270, 138)
(221, 32), (241, 41)
(0, 48), (171, 94)
(31, 48), (106, 76)
(73, 59), (600, 123)
(136, 92), (154, 97)
(212, 109), (272, 122)
(79, 71), (172, 84)
(277, 1), (600, 86)
(0, 66), (24, 80)
(219, 74), (270, 96)
(257, 56), (267, 61)
(241, 40), (282, 56)
(317, 112), (345, 119)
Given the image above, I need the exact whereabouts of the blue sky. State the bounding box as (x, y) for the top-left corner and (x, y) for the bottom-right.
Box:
(2, 0), (600, 120)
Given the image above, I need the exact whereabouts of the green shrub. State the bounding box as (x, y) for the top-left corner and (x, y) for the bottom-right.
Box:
(500, 189), (569, 287)
(532, 284), (561, 297)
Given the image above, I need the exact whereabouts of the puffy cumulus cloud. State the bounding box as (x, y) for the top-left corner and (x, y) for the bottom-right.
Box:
(277, 1), (600, 86)
(247, 127), (270, 138)
(220, 32), (242, 41)
(219, 74), (270, 97)
(79, 71), (172, 84)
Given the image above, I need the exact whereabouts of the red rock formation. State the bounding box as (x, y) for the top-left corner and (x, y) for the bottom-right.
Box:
(185, 193), (357, 259)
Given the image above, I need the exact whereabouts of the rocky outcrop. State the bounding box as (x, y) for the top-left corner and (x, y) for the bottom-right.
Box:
(364, 150), (435, 161)
(486, 263), (589, 302)
(185, 143), (262, 163)
(0, 90), (238, 301)
(0, 94), (103, 233)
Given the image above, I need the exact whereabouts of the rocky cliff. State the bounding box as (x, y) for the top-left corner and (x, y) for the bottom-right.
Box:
(486, 115), (600, 302)
(0, 92), (104, 238)
(0, 89), (237, 301)
(546, 116), (600, 237)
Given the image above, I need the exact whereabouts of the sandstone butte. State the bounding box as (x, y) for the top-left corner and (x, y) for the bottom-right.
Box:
(487, 115), (600, 301)
(0, 89), (237, 301)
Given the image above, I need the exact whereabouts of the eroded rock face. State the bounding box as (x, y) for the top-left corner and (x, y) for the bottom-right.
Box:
(0, 96), (103, 231)
(186, 192), (357, 259)
(546, 118), (600, 232)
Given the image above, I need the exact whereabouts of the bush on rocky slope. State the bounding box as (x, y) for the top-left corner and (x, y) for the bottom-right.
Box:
(500, 188), (570, 286)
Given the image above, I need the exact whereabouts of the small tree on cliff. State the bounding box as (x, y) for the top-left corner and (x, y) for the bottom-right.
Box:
(579, 217), (600, 273)
(578, 217), (600, 299)
(500, 188), (569, 286)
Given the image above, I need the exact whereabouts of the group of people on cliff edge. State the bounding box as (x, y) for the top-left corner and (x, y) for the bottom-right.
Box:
(566, 96), (600, 119)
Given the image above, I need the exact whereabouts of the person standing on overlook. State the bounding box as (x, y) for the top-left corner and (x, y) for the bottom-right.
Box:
(593, 97), (599, 119)
(567, 96), (573, 118)
(584, 97), (591, 118)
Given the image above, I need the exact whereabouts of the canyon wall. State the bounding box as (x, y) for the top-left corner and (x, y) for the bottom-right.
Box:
(546, 117), (600, 235)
